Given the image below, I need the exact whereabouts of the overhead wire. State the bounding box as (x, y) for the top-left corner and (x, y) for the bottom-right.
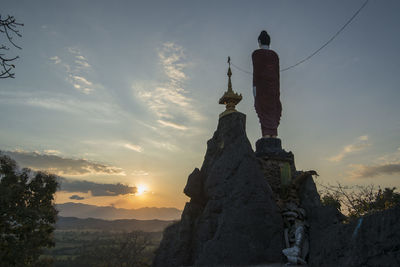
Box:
(231, 0), (370, 75)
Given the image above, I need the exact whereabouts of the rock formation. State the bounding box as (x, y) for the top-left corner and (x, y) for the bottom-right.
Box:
(153, 111), (400, 266)
(153, 112), (284, 266)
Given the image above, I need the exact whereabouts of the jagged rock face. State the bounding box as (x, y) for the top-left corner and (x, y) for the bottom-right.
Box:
(299, 175), (400, 267)
(153, 112), (284, 267)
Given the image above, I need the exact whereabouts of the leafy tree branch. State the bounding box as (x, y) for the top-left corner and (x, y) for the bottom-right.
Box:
(319, 182), (400, 219)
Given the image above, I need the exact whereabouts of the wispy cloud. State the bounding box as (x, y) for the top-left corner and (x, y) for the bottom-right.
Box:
(123, 143), (143, 152)
(71, 75), (93, 94)
(329, 135), (371, 162)
(80, 140), (145, 153)
(44, 149), (62, 155)
(350, 162), (400, 178)
(145, 139), (180, 152)
(59, 177), (137, 196)
(0, 91), (127, 124)
(50, 47), (95, 94)
(349, 147), (400, 178)
(67, 48), (91, 71)
(1, 150), (125, 176)
(134, 42), (204, 132)
(67, 47), (81, 55)
(49, 56), (61, 64)
(72, 75), (93, 86)
(377, 147), (400, 163)
(157, 119), (188, 130)
(159, 42), (187, 84)
(74, 55), (91, 68)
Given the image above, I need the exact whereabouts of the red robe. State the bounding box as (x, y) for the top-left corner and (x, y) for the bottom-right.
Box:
(252, 49), (282, 136)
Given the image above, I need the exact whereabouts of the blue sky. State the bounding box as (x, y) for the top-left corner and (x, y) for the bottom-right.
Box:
(1, 0), (399, 209)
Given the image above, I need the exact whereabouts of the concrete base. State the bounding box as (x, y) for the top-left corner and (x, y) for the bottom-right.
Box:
(255, 138), (293, 159)
(255, 137), (296, 180)
(256, 137), (282, 154)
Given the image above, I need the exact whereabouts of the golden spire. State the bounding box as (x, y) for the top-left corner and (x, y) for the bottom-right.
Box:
(219, 56), (242, 118)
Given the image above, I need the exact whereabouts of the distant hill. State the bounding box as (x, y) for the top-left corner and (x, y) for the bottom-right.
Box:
(56, 216), (173, 232)
(56, 202), (182, 221)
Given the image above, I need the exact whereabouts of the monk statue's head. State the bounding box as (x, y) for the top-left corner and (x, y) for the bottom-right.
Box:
(258, 30), (270, 48)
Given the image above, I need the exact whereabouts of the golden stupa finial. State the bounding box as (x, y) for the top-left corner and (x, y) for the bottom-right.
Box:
(219, 56), (242, 118)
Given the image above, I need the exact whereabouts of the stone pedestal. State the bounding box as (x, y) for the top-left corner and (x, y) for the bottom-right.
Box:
(255, 138), (296, 173)
(256, 137), (282, 152)
(255, 138), (297, 201)
(256, 138), (289, 157)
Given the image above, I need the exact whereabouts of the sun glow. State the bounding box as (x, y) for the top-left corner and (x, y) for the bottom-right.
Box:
(136, 184), (148, 196)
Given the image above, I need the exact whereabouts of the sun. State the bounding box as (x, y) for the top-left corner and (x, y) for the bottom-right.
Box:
(136, 184), (148, 196)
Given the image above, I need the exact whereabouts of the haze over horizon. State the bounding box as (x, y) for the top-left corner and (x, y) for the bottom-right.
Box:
(1, 0), (399, 210)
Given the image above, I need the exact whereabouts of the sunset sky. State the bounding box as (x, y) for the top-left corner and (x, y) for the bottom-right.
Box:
(1, 0), (399, 210)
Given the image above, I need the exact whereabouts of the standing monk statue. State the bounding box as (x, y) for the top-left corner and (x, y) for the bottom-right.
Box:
(252, 30), (282, 138)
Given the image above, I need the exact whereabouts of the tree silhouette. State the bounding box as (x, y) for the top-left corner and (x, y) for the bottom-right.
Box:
(320, 183), (400, 219)
(0, 155), (58, 266)
(0, 15), (23, 79)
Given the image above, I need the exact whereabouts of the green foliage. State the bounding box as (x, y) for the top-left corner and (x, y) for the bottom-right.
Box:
(349, 187), (400, 217)
(77, 231), (151, 267)
(320, 183), (400, 219)
(0, 155), (58, 266)
(47, 230), (156, 267)
(321, 192), (341, 211)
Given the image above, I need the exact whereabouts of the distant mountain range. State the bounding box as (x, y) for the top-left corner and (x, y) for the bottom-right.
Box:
(56, 216), (173, 232)
(56, 202), (182, 221)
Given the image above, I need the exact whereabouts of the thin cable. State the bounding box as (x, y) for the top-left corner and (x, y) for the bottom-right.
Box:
(231, 62), (252, 75)
(280, 0), (369, 72)
(230, 0), (369, 75)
